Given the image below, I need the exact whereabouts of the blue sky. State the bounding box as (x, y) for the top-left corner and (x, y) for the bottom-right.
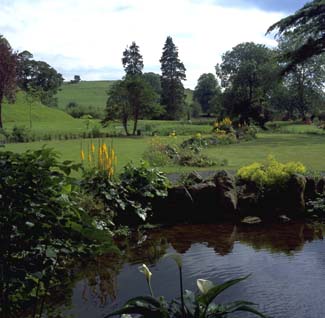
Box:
(0, 0), (310, 88)
(214, 0), (309, 13)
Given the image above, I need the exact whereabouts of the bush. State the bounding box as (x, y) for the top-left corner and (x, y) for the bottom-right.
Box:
(237, 155), (306, 187)
(10, 125), (30, 142)
(0, 148), (115, 317)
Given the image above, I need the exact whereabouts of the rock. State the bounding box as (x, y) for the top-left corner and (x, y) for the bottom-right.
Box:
(241, 216), (262, 224)
(184, 171), (204, 185)
(237, 182), (260, 216)
(286, 174), (306, 216)
(305, 176), (317, 200)
(152, 186), (193, 223)
(188, 182), (218, 221)
(317, 177), (325, 194)
(214, 170), (238, 215)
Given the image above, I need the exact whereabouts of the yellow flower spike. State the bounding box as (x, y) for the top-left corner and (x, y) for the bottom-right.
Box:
(80, 149), (85, 161)
(88, 153), (92, 162)
(91, 143), (95, 153)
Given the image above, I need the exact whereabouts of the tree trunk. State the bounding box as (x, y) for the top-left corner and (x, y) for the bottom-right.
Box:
(123, 116), (130, 136)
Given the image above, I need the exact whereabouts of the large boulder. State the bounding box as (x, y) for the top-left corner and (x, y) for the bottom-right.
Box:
(151, 186), (193, 223)
(237, 182), (260, 217)
(213, 171), (238, 218)
(317, 177), (325, 195)
(285, 174), (306, 216)
(188, 182), (218, 222)
(304, 176), (318, 200)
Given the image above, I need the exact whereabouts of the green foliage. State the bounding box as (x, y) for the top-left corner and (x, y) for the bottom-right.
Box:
(237, 155), (306, 187)
(0, 148), (115, 317)
(122, 41), (144, 76)
(160, 36), (186, 120)
(10, 125), (30, 142)
(143, 136), (224, 168)
(81, 162), (169, 225)
(267, 0), (325, 73)
(193, 73), (221, 115)
(216, 42), (278, 127)
(104, 77), (162, 136)
(106, 255), (266, 318)
(17, 50), (63, 107)
(0, 35), (17, 128)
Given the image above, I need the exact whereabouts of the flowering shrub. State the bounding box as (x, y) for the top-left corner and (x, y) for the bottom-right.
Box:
(81, 140), (117, 178)
(237, 155), (306, 187)
(212, 117), (233, 132)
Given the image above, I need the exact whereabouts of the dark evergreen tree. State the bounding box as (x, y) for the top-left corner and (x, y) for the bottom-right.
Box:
(267, 0), (325, 74)
(160, 36), (186, 120)
(122, 41), (144, 76)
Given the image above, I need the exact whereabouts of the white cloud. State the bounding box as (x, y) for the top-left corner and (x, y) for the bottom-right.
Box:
(0, 0), (284, 88)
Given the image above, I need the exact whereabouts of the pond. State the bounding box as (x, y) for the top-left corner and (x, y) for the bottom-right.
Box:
(63, 222), (325, 318)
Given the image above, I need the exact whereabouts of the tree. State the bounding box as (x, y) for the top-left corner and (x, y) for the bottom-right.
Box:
(193, 73), (221, 116)
(0, 35), (17, 128)
(122, 41), (144, 76)
(216, 42), (279, 126)
(103, 43), (162, 135)
(143, 72), (162, 96)
(103, 77), (161, 135)
(17, 51), (63, 107)
(277, 32), (325, 118)
(74, 75), (81, 83)
(267, 0), (325, 73)
(160, 36), (186, 120)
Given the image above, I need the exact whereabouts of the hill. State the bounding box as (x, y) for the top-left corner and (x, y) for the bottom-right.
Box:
(57, 80), (194, 111)
(56, 80), (114, 110)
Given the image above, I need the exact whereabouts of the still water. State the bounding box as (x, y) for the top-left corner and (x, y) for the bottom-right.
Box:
(65, 222), (325, 318)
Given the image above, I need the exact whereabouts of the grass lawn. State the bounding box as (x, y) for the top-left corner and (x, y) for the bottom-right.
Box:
(4, 133), (325, 175)
(56, 81), (113, 110)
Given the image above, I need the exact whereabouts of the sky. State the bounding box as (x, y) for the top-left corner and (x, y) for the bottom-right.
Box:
(0, 0), (310, 89)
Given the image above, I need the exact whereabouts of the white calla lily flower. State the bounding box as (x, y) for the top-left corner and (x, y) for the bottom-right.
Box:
(197, 279), (214, 295)
(138, 264), (152, 282)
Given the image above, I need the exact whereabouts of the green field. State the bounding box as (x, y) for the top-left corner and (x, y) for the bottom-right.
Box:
(4, 133), (325, 174)
(56, 80), (113, 110)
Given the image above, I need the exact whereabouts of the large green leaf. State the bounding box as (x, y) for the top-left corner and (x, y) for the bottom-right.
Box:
(197, 275), (250, 307)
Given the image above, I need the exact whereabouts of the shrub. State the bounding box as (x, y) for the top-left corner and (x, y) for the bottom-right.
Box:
(143, 137), (174, 166)
(237, 155), (306, 187)
(0, 148), (115, 317)
(120, 161), (170, 201)
(10, 125), (30, 142)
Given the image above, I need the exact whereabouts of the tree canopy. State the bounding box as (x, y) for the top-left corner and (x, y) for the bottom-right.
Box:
(103, 42), (162, 135)
(17, 51), (63, 107)
(122, 41), (144, 76)
(193, 73), (221, 116)
(216, 42), (279, 126)
(0, 35), (17, 128)
(267, 0), (325, 73)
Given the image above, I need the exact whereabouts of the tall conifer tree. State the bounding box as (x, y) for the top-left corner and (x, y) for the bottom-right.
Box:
(160, 36), (186, 119)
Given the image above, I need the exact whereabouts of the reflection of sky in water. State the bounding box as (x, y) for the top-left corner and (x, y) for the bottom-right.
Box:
(66, 224), (325, 318)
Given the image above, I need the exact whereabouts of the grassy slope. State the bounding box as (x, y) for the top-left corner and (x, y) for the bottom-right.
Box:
(4, 133), (325, 173)
(57, 80), (194, 109)
(2, 92), (102, 136)
(56, 81), (114, 109)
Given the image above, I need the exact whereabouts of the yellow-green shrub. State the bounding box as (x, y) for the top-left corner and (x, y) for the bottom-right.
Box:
(237, 156), (306, 186)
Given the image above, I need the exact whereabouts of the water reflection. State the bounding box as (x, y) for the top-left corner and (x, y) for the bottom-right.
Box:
(65, 221), (325, 318)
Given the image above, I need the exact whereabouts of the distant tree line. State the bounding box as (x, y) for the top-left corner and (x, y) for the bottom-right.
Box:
(0, 0), (324, 130)
(103, 0), (325, 130)
(0, 35), (63, 128)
